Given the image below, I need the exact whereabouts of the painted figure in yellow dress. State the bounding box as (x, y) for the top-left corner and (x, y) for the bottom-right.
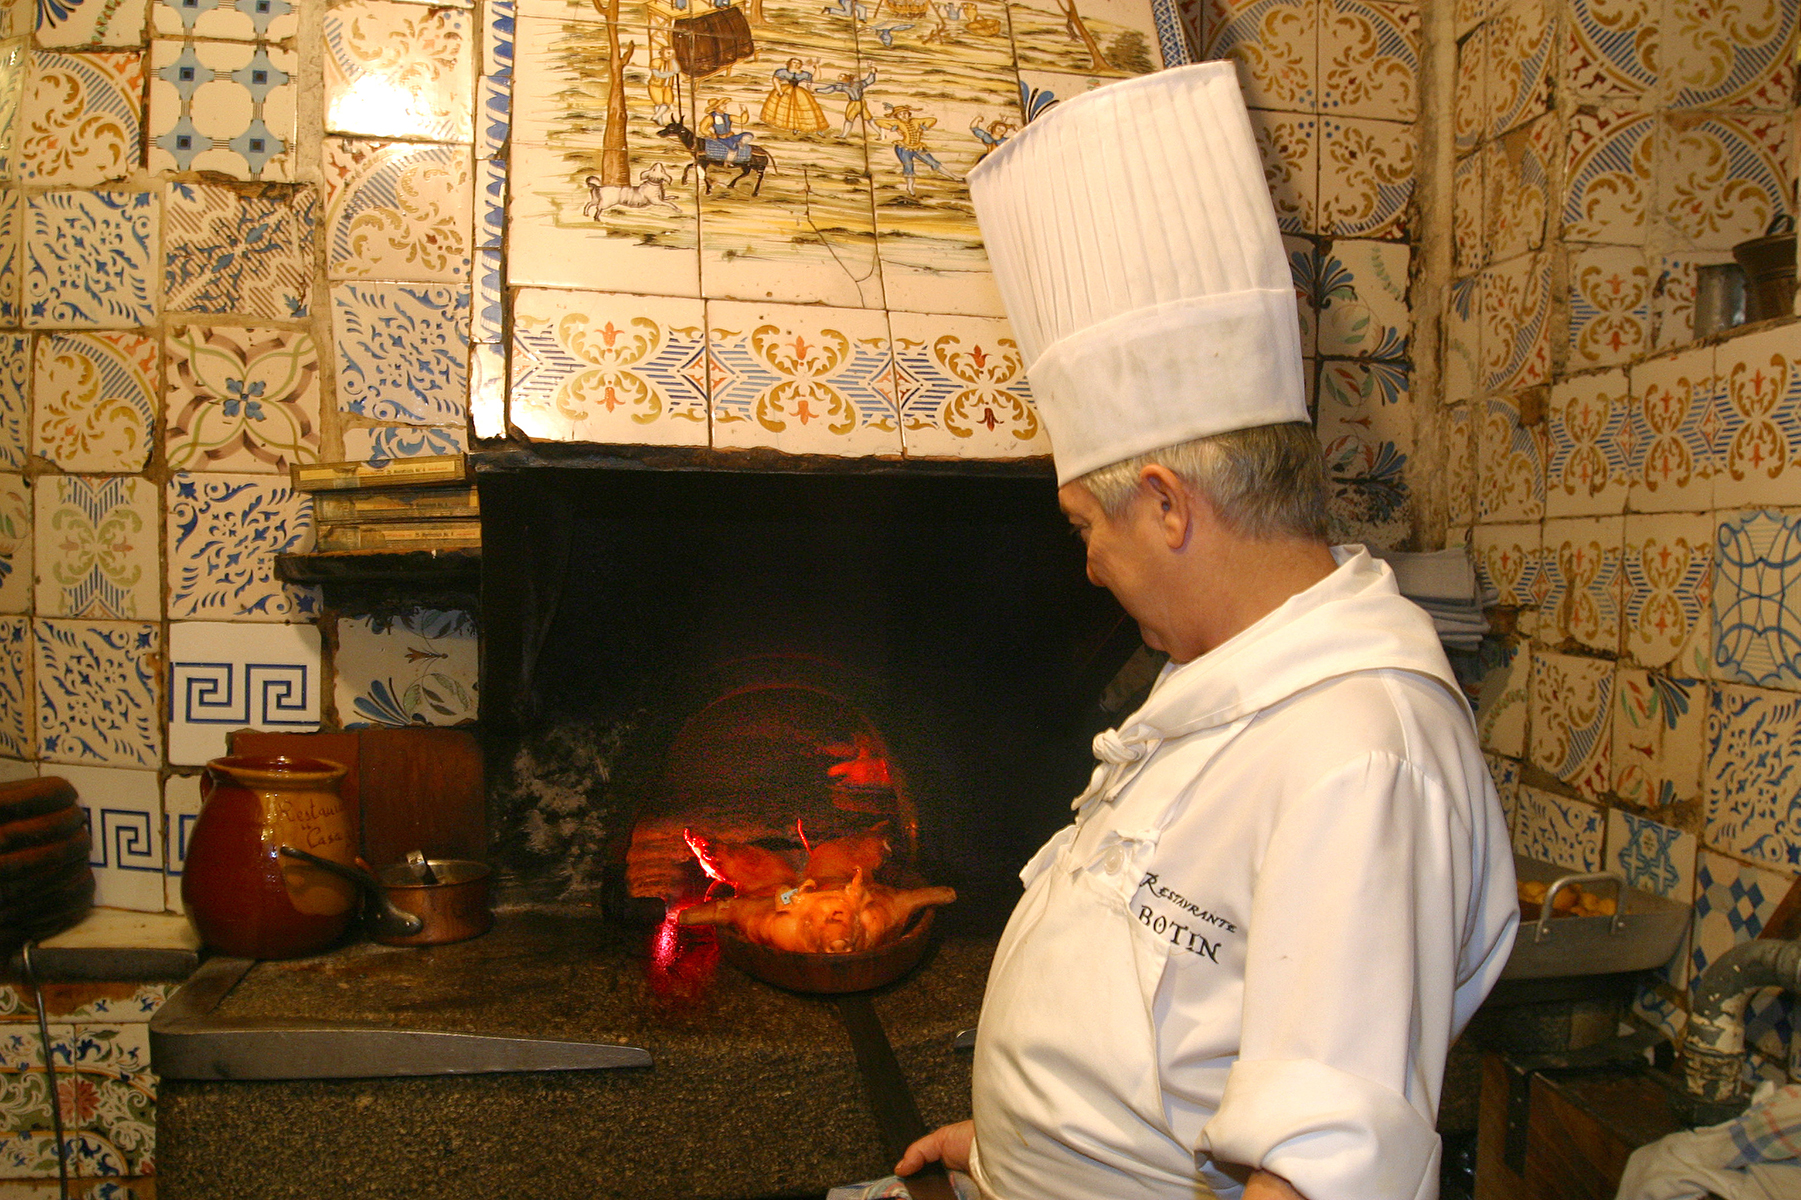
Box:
(760, 59), (830, 133)
(873, 104), (956, 194)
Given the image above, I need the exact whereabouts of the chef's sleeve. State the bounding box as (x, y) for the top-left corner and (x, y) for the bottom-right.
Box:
(1199, 751), (1469, 1200)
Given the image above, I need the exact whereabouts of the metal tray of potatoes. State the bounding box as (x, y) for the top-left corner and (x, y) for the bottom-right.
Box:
(1500, 855), (1692, 980)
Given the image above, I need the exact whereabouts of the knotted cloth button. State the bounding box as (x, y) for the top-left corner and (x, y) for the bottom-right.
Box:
(1101, 846), (1126, 875)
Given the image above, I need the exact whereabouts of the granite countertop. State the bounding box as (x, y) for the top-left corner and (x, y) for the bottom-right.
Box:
(157, 910), (994, 1200)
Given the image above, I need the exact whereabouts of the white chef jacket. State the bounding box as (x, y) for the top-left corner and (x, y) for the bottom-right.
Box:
(968, 547), (1518, 1200)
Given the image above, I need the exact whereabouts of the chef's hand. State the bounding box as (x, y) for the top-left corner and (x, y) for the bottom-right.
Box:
(895, 1121), (973, 1176)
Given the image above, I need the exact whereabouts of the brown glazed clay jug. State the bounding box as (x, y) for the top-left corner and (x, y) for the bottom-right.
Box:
(182, 755), (358, 959)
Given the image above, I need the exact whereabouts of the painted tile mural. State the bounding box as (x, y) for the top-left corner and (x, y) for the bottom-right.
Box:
(334, 609), (478, 727)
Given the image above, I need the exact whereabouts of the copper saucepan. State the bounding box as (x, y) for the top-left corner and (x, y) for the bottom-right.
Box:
(279, 846), (493, 946)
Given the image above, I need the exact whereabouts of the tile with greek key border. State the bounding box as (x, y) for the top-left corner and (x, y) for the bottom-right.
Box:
(1540, 515), (1623, 654)
(325, 0), (473, 143)
(891, 311), (1048, 460)
(0, 471), (25, 616)
(1705, 680), (1801, 868)
(1515, 785), (1605, 871)
(23, 190), (156, 330)
(323, 138), (472, 285)
(1485, 0), (1550, 138)
(1546, 369), (1631, 517)
(164, 772), (200, 912)
(708, 300), (898, 457)
(53, 765), (162, 912)
(0, 335), (25, 470)
(20, 51), (141, 186)
(32, 332), (155, 473)
(341, 424), (468, 466)
(166, 472), (318, 621)
(1712, 508), (1801, 690)
(1567, 247), (1648, 371)
(1248, 109), (1316, 236)
(1473, 521), (1542, 608)
(1477, 642), (1532, 757)
(1629, 343), (1717, 513)
(1665, 0), (1796, 110)
(164, 181), (313, 320)
(510, 287), (707, 446)
(0, 617), (29, 758)
(1562, 108), (1653, 245)
(1314, 239), (1409, 359)
(166, 619), (320, 766)
(332, 282), (470, 425)
(1660, 113), (1791, 250)
(33, 476), (157, 620)
(1622, 511), (1713, 675)
(153, 0), (298, 41)
(1564, 0), (1658, 102)
(148, 39), (295, 181)
(1319, 115), (1411, 239)
(1613, 670), (1706, 809)
(166, 325), (320, 473)
(1713, 324), (1801, 510)
(1530, 650), (1614, 799)
(34, 620), (158, 768)
(335, 609), (477, 728)
(1199, 0), (1316, 112)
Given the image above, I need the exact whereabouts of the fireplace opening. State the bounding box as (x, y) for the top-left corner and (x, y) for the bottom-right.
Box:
(478, 463), (1137, 935)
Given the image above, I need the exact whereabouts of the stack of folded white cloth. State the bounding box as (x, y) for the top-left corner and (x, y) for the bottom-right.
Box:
(1367, 546), (1494, 652)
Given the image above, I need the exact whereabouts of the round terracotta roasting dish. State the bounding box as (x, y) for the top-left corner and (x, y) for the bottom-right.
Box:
(714, 909), (937, 994)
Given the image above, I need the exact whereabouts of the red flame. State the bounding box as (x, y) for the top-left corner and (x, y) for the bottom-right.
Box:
(822, 733), (892, 787)
(645, 894), (719, 1003)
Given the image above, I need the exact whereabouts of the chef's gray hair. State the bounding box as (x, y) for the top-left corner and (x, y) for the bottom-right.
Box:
(1077, 422), (1329, 542)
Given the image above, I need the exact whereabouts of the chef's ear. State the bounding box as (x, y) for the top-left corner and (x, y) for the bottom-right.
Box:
(1137, 465), (1192, 549)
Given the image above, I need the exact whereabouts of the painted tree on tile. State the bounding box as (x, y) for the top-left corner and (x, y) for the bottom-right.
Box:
(593, 0), (636, 186)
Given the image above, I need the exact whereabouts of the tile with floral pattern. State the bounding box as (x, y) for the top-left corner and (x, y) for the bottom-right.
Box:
(1664, 0), (1795, 110)
(0, 335), (25, 471)
(891, 310), (1049, 459)
(1623, 511), (1713, 675)
(1477, 391), (1546, 522)
(1540, 515), (1623, 654)
(1515, 785), (1605, 871)
(153, 0), (299, 41)
(1314, 239), (1409, 359)
(0, 470), (26, 615)
(164, 181), (313, 319)
(0, 617), (28, 758)
(1444, 274), (1482, 407)
(341, 424), (468, 466)
(1319, 0), (1417, 121)
(1481, 254), (1552, 394)
(20, 51), (141, 186)
(510, 287), (707, 446)
(1199, 0), (1315, 112)
(1629, 344), (1717, 513)
(1477, 642), (1532, 757)
(1546, 369), (1631, 517)
(1317, 360), (1412, 546)
(1473, 521), (1541, 608)
(34, 619), (158, 768)
(1453, 22), (1484, 155)
(0, 188), (20, 325)
(1660, 113), (1791, 250)
(1613, 670), (1706, 809)
(1484, 115), (1552, 262)
(1706, 684), (1801, 870)
(23, 190), (155, 329)
(324, 0), (473, 143)
(1714, 324), (1801, 510)
(334, 609), (477, 727)
(54, 765), (162, 912)
(1712, 508), (1801, 690)
(1650, 254), (1717, 352)
(1485, 0), (1551, 138)
(33, 476), (157, 620)
(332, 282), (470, 425)
(323, 138), (472, 284)
(1563, 0), (1658, 102)
(167, 619), (320, 765)
(1485, 752), (1521, 832)
(1562, 108), (1653, 245)
(36, 0), (149, 45)
(1453, 152), (1484, 274)
(1318, 115), (1411, 239)
(166, 324), (320, 473)
(708, 300), (898, 457)
(31, 332), (155, 473)
(1248, 109), (1316, 236)
(1530, 650), (1614, 799)
(1567, 247), (1648, 370)
(166, 473), (317, 621)
(1447, 401), (1476, 530)
(147, 39), (297, 181)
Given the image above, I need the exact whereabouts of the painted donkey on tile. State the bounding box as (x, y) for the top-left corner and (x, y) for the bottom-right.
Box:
(656, 119), (777, 195)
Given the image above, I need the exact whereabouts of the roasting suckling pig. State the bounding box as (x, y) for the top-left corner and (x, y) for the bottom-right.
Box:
(678, 868), (956, 954)
(683, 829), (797, 897)
(800, 828), (890, 886)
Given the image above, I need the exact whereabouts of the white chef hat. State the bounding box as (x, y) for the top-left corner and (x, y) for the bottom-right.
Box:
(967, 62), (1308, 486)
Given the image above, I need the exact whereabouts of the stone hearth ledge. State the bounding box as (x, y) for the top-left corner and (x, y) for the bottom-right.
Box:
(156, 909), (991, 1200)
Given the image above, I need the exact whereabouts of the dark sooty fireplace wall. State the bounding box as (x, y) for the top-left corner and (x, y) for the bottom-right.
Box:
(478, 465), (1135, 932)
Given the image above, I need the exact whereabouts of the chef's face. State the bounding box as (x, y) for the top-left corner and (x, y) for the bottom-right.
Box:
(1058, 479), (1176, 654)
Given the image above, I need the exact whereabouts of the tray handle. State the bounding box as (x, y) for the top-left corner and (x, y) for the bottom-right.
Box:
(1534, 871), (1627, 943)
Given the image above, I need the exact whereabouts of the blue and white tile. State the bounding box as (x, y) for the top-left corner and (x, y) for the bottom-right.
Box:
(34, 620), (158, 768)
(332, 282), (470, 425)
(1707, 684), (1801, 873)
(23, 190), (155, 330)
(0, 616), (29, 759)
(1689, 848), (1789, 998)
(1712, 509), (1801, 691)
(166, 473), (318, 622)
(32, 475), (157, 620)
(0, 187), (20, 323)
(1313, 239), (1410, 360)
(1484, 751), (1521, 832)
(324, 0), (473, 143)
(469, 340), (504, 440)
(54, 764), (162, 913)
(1605, 807), (1696, 902)
(1613, 667), (1707, 808)
(481, 0), (513, 77)
(164, 181), (314, 319)
(891, 311), (1050, 460)
(1530, 650), (1614, 800)
(166, 620), (320, 766)
(334, 609), (477, 727)
(1632, 984), (1687, 1041)
(476, 77), (508, 179)
(20, 51), (142, 186)
(472, 248), (501, 344)
(1514, 785), (1604, 871)
(323, 137), (472, 284)
(341, 424), (468, 466)
(510, 287), (706, 446)
(153, 0), (299, 40)
(162, 774), (201, 913)
(34, 0), (147, 46)
(1477, 642), (1532, 758)
(147, 39), (297, 181)
(31, 331), (157, 473)
(0, 470), (26, 614)
(0, 334), (26, 469)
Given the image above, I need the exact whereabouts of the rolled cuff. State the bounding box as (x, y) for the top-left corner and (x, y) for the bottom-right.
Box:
(1199, 1058), (1440, 1200)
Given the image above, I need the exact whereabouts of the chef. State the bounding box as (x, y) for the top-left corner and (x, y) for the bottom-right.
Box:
(893, 63), (1519, 1200)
